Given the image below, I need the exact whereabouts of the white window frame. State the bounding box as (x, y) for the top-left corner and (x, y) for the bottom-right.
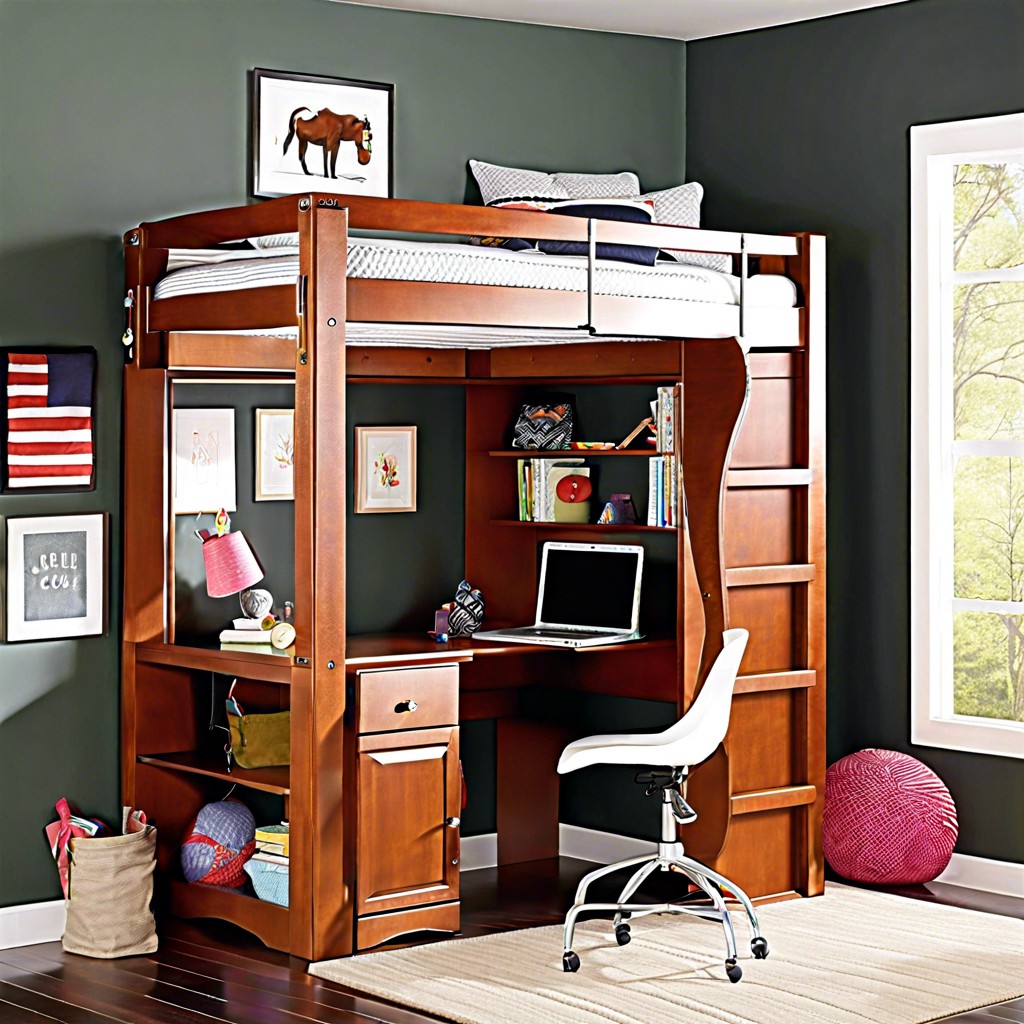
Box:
(910, 112), (1024, 759)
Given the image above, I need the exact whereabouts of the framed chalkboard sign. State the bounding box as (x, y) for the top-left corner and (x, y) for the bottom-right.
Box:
(4, 513), (106, 642)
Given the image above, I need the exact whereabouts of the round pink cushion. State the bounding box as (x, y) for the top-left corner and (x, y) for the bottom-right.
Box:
(823, 749), (958, 885)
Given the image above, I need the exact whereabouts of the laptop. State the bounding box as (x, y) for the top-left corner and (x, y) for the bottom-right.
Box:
(474, 541), (644, 649)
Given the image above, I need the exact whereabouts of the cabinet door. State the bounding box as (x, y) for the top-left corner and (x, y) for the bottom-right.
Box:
(356, 726), (460, 917)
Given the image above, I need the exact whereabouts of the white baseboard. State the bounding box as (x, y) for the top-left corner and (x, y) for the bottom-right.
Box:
(460, 826), (655, 872)
(558, 824), (657, 864)
(0, 900), (65, 949)
(460, 833), (498, 871)
(935, 853), (1024, 898)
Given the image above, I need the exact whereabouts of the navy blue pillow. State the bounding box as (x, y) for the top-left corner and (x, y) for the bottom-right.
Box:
(501, 200), (658, 266)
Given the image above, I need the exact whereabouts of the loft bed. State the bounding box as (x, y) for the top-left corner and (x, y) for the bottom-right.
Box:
(125, 192), (806, 366)
(121, 191), (826, 960)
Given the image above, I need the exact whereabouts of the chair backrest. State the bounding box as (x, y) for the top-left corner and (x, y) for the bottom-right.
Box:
(662, 628), (748, 765)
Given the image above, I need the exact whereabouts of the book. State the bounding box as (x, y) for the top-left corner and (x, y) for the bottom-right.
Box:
(219, 642), (279, 655)
(256, 841), (287, 856)
(249, 850), (289, 867)
(542, 460), (585, 522)
(219, 628), (273, 644)
(255, 823), (289, 858)
(647, 457), (658, 526)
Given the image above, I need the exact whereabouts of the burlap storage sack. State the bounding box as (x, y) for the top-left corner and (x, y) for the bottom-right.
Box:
(62, 826), (158, 957)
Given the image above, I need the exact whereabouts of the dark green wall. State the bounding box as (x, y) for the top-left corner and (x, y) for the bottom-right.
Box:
(687, 0), (1024, 862)
(0, 0), (685, 906)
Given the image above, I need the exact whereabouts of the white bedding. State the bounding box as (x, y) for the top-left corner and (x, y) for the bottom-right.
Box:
(156, 236), (799, 308)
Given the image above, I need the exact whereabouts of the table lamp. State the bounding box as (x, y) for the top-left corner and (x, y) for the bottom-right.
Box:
(196, 512), (264, 601)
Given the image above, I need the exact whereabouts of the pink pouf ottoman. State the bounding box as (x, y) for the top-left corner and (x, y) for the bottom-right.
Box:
(823, 748), (958, 885)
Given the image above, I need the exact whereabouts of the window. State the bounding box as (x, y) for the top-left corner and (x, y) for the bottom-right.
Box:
(910, 113), (1024, 758)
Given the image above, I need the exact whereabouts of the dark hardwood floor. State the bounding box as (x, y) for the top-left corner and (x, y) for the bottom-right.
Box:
(1, 858), (1020, 1024)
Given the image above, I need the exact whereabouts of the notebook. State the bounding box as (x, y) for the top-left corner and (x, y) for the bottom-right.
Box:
(474, 541), (644, 648)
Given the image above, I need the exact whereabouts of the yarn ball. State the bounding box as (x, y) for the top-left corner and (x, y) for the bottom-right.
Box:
(180, 799), (256, 888)
(823, 748), (958, 885)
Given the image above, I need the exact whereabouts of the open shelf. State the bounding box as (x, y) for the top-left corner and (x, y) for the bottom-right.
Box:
(167, 878), (288, 949)
(490, 519), (674, 532)
(487, 449), (663, 458)
(136, 641), (294, 684)
(138, 751), (290, 795)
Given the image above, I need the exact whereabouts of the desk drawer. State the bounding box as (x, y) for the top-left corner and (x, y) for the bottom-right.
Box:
(357, 664), (459, 734)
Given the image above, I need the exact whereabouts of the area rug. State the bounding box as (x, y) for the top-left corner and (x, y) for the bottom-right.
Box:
(309, 883), (1024, 1024)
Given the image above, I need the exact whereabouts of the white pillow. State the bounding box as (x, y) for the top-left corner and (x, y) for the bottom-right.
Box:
(469, 160), (644, 207)
(246, 233), (300, 249)
(638, 183), (731, 273)
(553, 170), (641, 199)
(469, 160), (570, 206)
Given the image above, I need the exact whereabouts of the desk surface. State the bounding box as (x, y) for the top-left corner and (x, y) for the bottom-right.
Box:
(344, 631), (674, 667)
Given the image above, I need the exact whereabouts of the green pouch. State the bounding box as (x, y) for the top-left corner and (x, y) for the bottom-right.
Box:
(227, 710), (290, 769)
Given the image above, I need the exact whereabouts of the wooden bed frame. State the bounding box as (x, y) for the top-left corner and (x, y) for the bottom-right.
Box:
(121, 192), (826, 960)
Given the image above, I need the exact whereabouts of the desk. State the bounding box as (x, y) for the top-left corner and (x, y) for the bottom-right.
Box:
(345, 632), (678, 948)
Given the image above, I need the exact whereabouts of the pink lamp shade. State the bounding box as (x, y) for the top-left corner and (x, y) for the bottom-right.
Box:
(202, 531), (264, 598)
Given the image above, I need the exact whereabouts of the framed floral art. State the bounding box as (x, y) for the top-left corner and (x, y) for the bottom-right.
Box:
(353, 426), (416, 513)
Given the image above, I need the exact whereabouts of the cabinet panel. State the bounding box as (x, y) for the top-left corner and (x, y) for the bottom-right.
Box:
(356, 726), (460, 918)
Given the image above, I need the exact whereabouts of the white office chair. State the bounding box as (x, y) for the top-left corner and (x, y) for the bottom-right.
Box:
(557, 628), (767, 982)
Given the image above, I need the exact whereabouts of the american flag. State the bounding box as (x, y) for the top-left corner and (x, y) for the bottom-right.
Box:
(6, 352), (95, 488)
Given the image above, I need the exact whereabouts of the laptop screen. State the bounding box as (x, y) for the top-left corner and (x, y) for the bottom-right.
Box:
(537, 543), (643, 631)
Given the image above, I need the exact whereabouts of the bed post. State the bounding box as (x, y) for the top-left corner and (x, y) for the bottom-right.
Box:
(291, 193), (351, 959)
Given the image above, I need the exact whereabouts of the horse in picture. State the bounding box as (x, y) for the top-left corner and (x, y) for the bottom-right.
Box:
(283, 107), (372, 179)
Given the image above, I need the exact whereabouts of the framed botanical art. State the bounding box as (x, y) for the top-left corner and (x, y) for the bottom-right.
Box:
(173, 408), (236, 514)
(354, 426), (416, 513)
(255, 408), (295, 501)
(4, 513), (107, 641)
(252, 67), (394, 199)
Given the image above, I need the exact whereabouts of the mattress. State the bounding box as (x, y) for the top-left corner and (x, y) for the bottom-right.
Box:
(156, 236), (799, 308)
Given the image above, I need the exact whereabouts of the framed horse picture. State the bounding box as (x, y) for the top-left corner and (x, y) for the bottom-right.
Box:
(252, 68), (394, 199)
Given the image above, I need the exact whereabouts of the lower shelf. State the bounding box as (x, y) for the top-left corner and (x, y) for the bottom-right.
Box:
(168, 878), (289, 951)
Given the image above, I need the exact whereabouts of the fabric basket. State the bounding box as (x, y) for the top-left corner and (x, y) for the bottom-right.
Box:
(244, 857), (289, 907)
(62, 824), (157, 958)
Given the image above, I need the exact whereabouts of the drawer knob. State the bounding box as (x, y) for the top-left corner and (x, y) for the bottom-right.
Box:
(394, 699), (419, 714)
(445, 816), (461, 829)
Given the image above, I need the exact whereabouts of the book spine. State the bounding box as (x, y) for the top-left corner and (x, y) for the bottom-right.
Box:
(662, 386), (675, 454)
(647, 457), (657, 526)
(668, 454), (676, 528)
(658, 457), (665, 527)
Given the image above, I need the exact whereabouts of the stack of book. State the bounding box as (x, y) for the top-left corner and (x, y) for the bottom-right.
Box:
(219, 617), (272, 652)
(254, 822), (289, 858)
(647, 387), (678, 528)
(246, 822), (289, 907)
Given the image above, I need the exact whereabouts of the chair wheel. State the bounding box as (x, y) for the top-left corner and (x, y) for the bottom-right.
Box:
(562, 951), (581, 973)
(725, 958), (742, 983)
(751, 936), (769, 959)
(614, 923), (631, 946)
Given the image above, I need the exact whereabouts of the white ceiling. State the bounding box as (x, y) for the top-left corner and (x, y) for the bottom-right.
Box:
(334, 0), (914, 41)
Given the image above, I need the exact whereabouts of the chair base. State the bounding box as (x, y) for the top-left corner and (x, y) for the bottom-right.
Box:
(561, 841), (769, 982)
